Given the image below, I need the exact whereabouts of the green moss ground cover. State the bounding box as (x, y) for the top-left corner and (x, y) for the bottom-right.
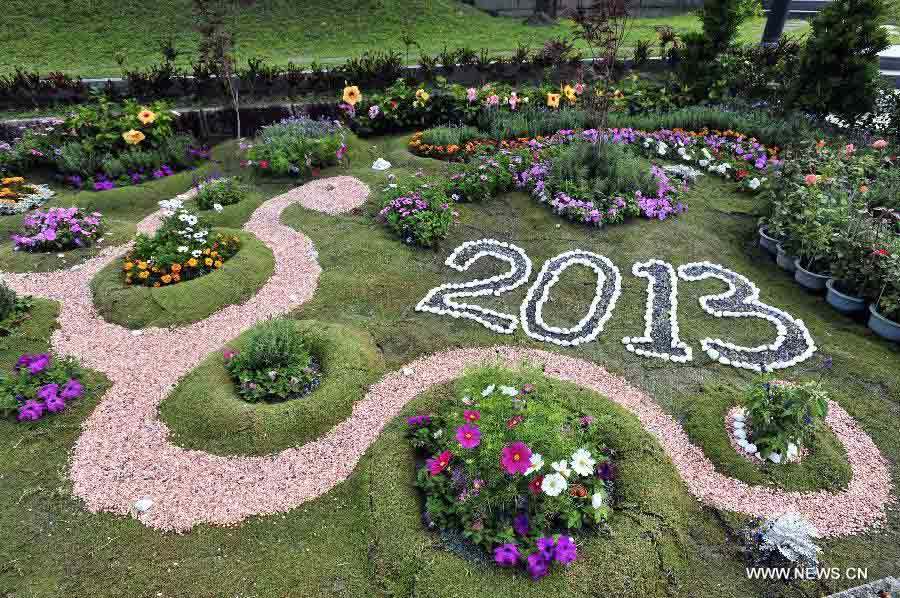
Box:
(0, 132), (897, 596)
(2, 0), (799, 77)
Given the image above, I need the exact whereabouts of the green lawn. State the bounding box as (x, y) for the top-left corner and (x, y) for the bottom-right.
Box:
(3, 0), (804, 77)
(0, 131), (898, 596)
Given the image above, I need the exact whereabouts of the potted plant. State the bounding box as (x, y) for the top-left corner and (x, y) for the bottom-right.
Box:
(826, 215), (889, 314)
(758, 221), (779, 255)
(868, 257), (900, 341)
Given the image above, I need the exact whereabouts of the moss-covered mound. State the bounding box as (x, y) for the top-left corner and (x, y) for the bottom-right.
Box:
(160, 320), (384, 456)
(676, 383), (852, 492)
(90, 228), (274, 330)
(364, 369), (757, 596)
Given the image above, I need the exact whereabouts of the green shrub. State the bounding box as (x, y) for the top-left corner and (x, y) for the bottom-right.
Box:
(55, 142), (101, 176)
(420, 125), (482, 147)
(788, 0), (890, 119)
(194, 176), (249, 210)
(224, 319), (318, 403)
(699, 0), (761, 51)
(744, 379), (829, 460)
(377, 178), (455, 247)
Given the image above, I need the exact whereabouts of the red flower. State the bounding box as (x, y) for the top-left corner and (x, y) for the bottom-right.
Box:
(529, 475), (544, 494)
(735, 169), (749, 181)
(463, 409), (480, 423)
(259, 160), (270, 169)
(873, 248), (890, 257)
(390, 100), (398, 110)
(426, 450), (452, 476)
(506, 415), (523, 429)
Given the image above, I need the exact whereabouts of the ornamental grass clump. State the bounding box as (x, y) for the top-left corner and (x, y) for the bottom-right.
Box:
(11, 207), (104, 252)
(223, 319), (320, 403)
(122, 198), (240, 288)
(406, 368), (615, 580)
(246, 116), (343, 176)
(743, 379), (828, 463)
(0, 353), (85, 422)
(743, 513), (822, 568)
(194, 175), (249, 211)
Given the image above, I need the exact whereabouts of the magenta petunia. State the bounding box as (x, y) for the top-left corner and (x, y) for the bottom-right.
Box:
(527, 551), (550, 580)
(36, 383), (59, 402)
(554, 536), (577, 564)
(455, 424), (481, 449)
(60, 379), (84, 401)
(500, 441), (532, 475)
(463, 409), (480, 423)
(493, 543), (521, 567)
(426, 450), (452, 476)
(45, 395), (66, 413)
(513, 512), (530, 536)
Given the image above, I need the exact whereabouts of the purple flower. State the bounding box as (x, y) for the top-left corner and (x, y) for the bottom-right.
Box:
(554, 536), (577, 564)
(535, 536), (555, 559)
(527, 551), (550, 580)
(513, 513), (530, 536)
(61, 379), (84, 401)
(406, 414), (431, 427)
(368, 105), (380, 119)
(494, 543), (521, 567)
(17, 399), (45, 421)
(596, 460), (617, 481)
(45, 395), (66, 413)
(36, 383), (59, 403)
(16, 354), (50, 375)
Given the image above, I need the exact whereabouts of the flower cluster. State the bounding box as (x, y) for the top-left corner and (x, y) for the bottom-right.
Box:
(377, 178), (456, 247)
(11, 207), (104, 252)
(244, 116), (344, 177)
(743, 513), (822, 567)
(0, 176), (55, 215)
(406, 370), (614, 580)
(635, 165), (686, 220)
(123, 198), (240, 287)
(0, 353), (85, 422)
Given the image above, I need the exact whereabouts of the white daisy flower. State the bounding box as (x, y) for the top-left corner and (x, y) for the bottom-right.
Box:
(525, 453), (544, 475)
(541, 472), (567, 497)
(570, 448), (596, 477)
(551, 460), (571, 478)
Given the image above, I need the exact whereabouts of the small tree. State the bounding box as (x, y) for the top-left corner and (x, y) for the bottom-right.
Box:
(699, 0), (761, 52)
(573, 0), (630, 128)
(788, 0), (890, 119)
(193, 0), (255, 139)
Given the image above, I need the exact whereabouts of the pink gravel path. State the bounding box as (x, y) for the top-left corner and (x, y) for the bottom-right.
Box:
(293, 175), (370, 215)
(0, 177), (891, 535)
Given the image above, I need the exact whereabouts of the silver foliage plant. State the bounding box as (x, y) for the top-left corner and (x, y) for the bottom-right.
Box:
(747, 513), (822, 566)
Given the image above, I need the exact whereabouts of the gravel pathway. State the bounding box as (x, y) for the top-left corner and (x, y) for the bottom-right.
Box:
(0, 176), (889, 535)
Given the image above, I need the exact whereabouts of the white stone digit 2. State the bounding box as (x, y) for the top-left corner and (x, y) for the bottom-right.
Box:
(623, 259), (692, 363)
(677, 261), (816, 371)
(521, 250), (621, 346)
(415, 239), (532, 334)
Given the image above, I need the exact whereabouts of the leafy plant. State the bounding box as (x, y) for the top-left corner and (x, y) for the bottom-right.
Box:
(194, 175), (249, 210)
(0, 353), (85, 421)
(744, 513), (821, 567)
(378, 178), (455, 247)
(419, 125), (482, 147)
(405, 366), (614, 580)
(744, 378), (829, 460)
(223, 319), (319, 403)
(247, 116), (343, 176)
(12, 208), (104, 252)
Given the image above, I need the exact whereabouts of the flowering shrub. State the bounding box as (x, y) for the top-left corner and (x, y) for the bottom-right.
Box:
(744, 378), (828, 462)
(0, 353), (85, 422)
(378, 179), (455, 247)
(743, 513), (821, 567)
(245, 116), (343, 176)
(11, 207), (104, 252)
(122, 198), (240, 288)
(223, 319), (320, 402)
(194, 175), (249, 211)
(406, 368), (615, 580)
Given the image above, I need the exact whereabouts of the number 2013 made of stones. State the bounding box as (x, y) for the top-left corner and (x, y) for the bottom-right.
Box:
(416, 239), (817, 372)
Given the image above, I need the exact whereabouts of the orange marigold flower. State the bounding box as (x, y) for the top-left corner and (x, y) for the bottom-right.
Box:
(123, 261), (134, 271)
(214, 260), (223, 268)
(161, 274), (172, 284)
(138, 261), (148, 270)
(171, 263), (181, 273)
(138, 271), (150, 279)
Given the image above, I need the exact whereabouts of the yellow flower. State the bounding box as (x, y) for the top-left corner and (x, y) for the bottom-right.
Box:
(138, 271), (150, 279)
(203, 248), (211, 255)
(137, 108), (157, 125)
(547, 93), (561, 109)
(187, 258), (198, 268)
(342, 85), (362, 106)
(563, 85), (577, 103)
(123, 129), (146, 145)
(204, 257), (213, 267)
(0, 188), (15, 198)
(161, 274), (172, 284)
(137, 261), (148, 270)
(2, 177), (24, 185)
(415, 89), (430, 103)
(123, 261), (134, 271)
(214, 260), (223, 268)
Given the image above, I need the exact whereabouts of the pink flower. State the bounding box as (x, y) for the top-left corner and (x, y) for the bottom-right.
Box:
(466, 87), (477, 103)
(426, 450), (452, 476)
(486, 94), (499, 107)
(508, 93), (518, 110)
(574, 83), (585, 95)
(500, 441), (532, 475)
(804, 174), (818, 186)
(844, 143), (856, 155)
(872, 139), (888, 150)
(463, 409), (480, 423)
(456, 424), (481, 449)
